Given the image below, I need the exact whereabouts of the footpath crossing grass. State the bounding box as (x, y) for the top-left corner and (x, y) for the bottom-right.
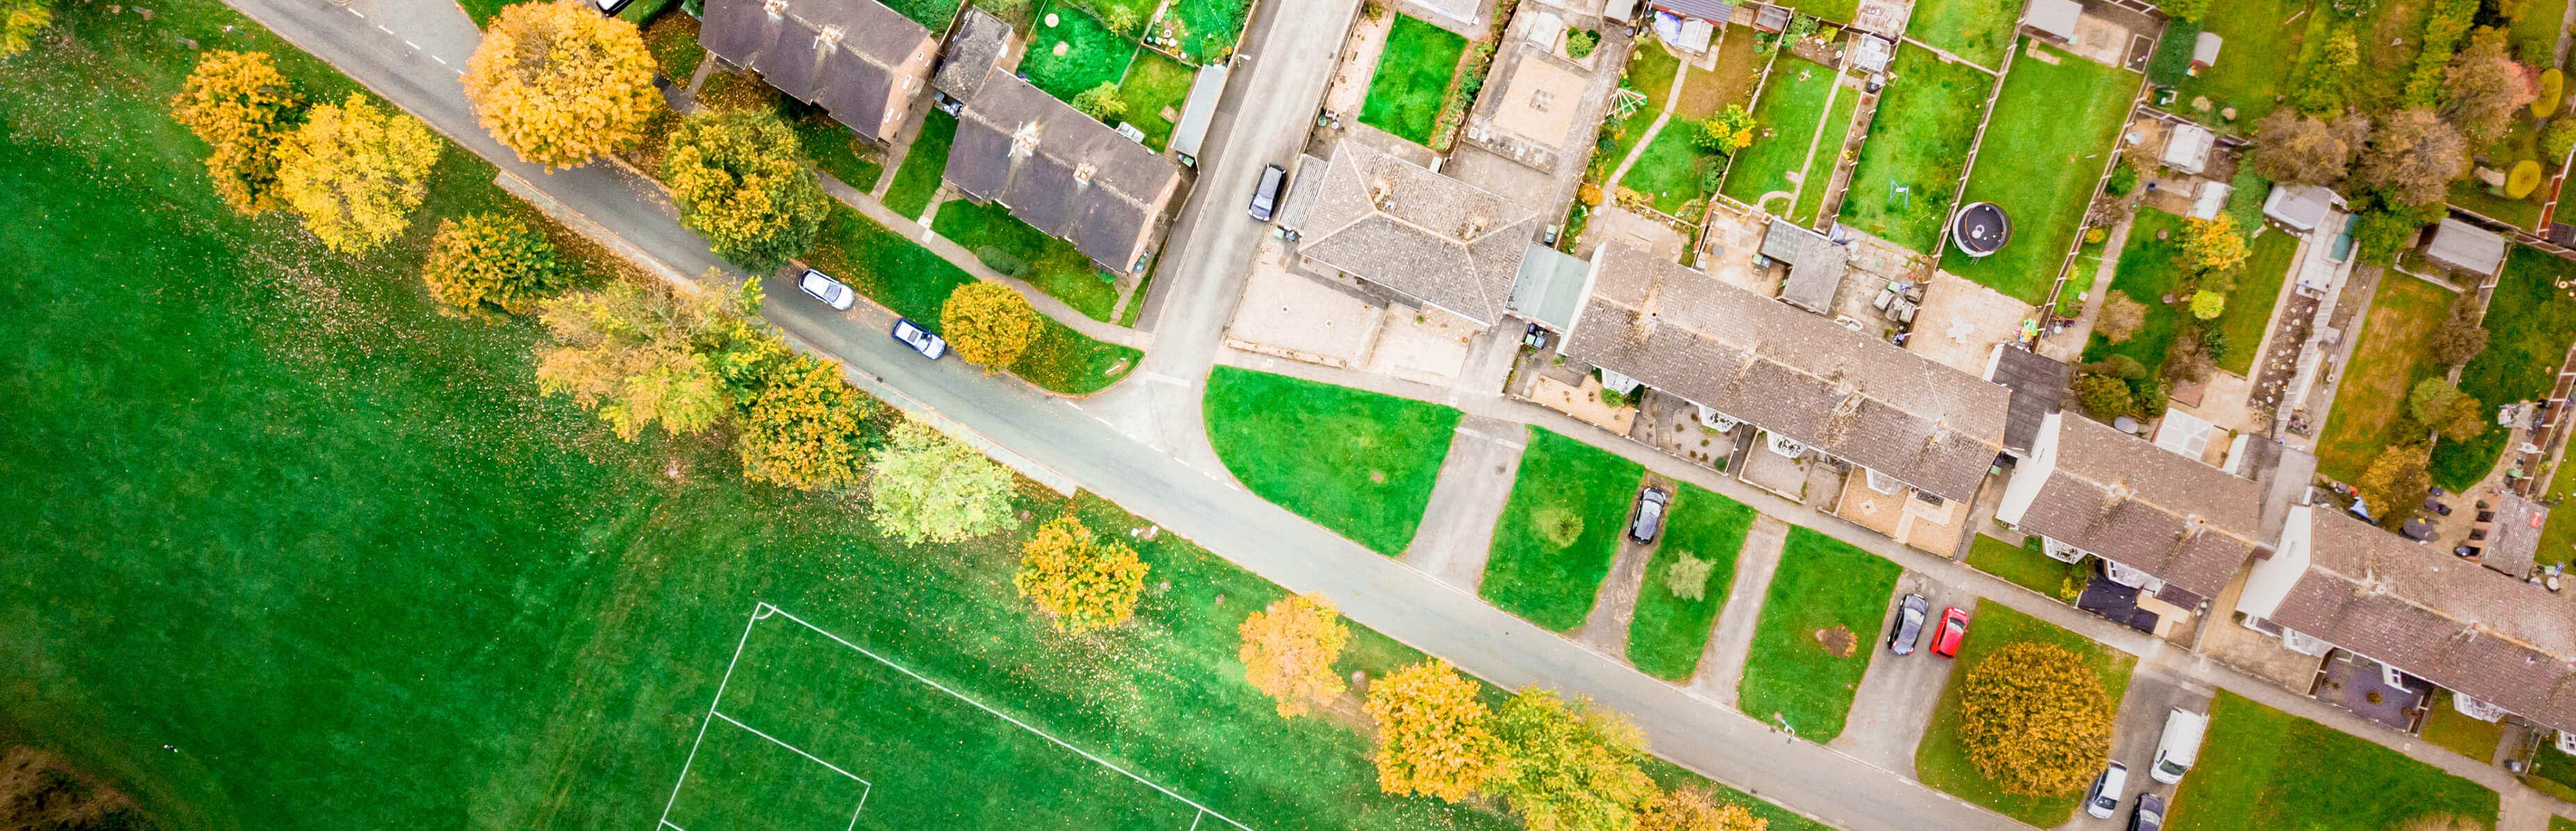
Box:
(1360, 15), (1468, 146)
(1913, 604), (2136, 828)
(1204, 367), (1462, 557)
(1735, 527), (1901, 743)
(1790, 91), (1860, 225)
(1719, 58), (1842, 212)
(2315, 274), (2455, 481)
(1942, 38), (2138, 304)
(2432, 248), (2576, 489)
(1840, 44), (1990, 253)
(1480, 429), (1648, 632)
(2168, 691), (2498, 831)
(1624, 486), (1760, 681)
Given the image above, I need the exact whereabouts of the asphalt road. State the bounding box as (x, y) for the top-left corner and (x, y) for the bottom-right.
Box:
(217, 1), (2026, 828)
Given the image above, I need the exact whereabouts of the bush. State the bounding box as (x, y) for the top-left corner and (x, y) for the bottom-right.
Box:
(420, 213), (565, 317)
(2130, 375), (2170, 418)
(2546, 120), (2576, 162)
(1533, 506), (1585, 549)
(1565, 29), (1601, 59)
(1957, 642), (2115, 797)
(941, 281), (1043, 370)
(1696, 106), (1757, 153)
(2507, 160), (2544, 199)
(2105, 164), (2138, 197)
(2075, 375), (2135, 419)
(2189, 290), (2227, 320)
(2536, 68), (2566, 117)
(2147, 19), (2199, 85)
(1072, 81), (1127, 122)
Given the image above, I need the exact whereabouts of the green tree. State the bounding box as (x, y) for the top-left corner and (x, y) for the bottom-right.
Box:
(1072, 81), (1128, 122)
(1664, 554), (1715, 600)
(2188, 290), (2227, 320)
(1489, 688), (1660, 831)
(1957, 642), (2115, 797)
(2409, 377), (2490, 440)
(2074, 375), (2134, 419)
(421, 213), (565, 316)
(274, 93), (443, 255)
(1014, 516), (1148, 634)
(169, 50), (304, 215)
(665, 109), (830, 272)
(866, 420), (1019, 543)
(1365, 661), (1503, 802)
(2358, 442), (2433, 520)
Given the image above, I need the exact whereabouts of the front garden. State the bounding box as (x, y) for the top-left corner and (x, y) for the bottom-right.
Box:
(1718, 58), (1843, 214)
(1624, 486), (1760, 681)
(1965, 534), (2084, 600)
(931, 199), (1120, 321)
(1943, 39), (2139, 304)
(882, 110), (956, 220)
(1203, 368), (1464, 557)
(1735, 527), (1901, 743)
(1360, 15), (1470, 147)
(1480, 428), (1649, 632)
(1839, 44), (1990, 253)
(2167, 691), (2499, 831)
(1914, 604), (2136, 828)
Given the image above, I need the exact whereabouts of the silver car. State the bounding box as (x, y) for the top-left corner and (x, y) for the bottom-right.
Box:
(798, 268), (855, 311)
(1887, 593), (1929, 655)
(2085, 762), (2128, 819)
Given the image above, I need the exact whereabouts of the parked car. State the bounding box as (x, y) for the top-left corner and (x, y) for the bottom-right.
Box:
(1627, 486), (1670, 543)
(2150, 708), (2210, 784)
(2128, 792), (2165, 831)
(1929, 606), (1970, 658)
(2084, 762), (2129, 820)
(891, 318), (947, 359)
(1887, 593), (1929, 655)
(1249, 163), (1286, 222)
(798, 268), (856, 311)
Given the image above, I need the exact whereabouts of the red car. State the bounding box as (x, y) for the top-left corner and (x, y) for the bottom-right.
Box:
(1929, 607), (1970, 658)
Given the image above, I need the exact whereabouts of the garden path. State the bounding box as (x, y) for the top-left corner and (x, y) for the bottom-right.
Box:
(1686, 516), (1790, 706)
(817, 174), (1151, 348)
(2036, 208), (2133, 362)
(1602, 51), (1692, 192)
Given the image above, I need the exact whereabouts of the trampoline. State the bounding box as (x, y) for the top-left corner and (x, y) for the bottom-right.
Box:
(1950, 201), (2010, 258)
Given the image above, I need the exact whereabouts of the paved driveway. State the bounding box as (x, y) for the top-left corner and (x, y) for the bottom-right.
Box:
(1833, 575), (1966, 777)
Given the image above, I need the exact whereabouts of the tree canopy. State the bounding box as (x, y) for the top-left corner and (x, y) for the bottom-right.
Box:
(1364, 661), (1503, 803)
(1636, 789), (1769, 831)
(1239, 592), (1352, 717)
(274, 93), (443, 255)
(1489, 688), (1660, 831)
(943, 282), (1044, 370)
(421, 213), (566, 316)
(866, 420), (1020, 543)
(2354, 108), (2470, 208)
(1956, 642), (2114, 797)
(1014, 516), (1148, 634)
(534, 279), (745, 441)
(170, 50), (303, 215)
(462, 0), (661, 169)
(0, 0), (51, 57)
(735, 343), (878, 491)
(664, 109), (829, 272)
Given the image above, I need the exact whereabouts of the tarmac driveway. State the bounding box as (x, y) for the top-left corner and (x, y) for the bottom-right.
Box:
(1831, 571), (1970, 777)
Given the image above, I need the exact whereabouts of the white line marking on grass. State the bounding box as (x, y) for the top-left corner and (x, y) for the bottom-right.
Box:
(660, 821), (688, 831)
(1189, 809), (1205, 830)
(709, 711), (872, 784)
(759, 605), (1257, 831)
(655, 602), (768, 830)
(846, 783), (873, 831)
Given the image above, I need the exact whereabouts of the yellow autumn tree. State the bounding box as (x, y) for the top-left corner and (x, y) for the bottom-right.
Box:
(274, 93), (442, 255)
(1239, 592), (1352, 717)
(461, 0), (660, 169)
(1636, 789), (1768, 831)
(1956, 641), (2115, 797)
(169, 50), (304, 215)
(736, 346), (877, 492)
(1014, 516), (1148, 634)
(943, 282), (1043, 370)
(1364, 661), (1503, 803)
(1, 0), (51, 56)
(534, 277), (745, 441)
(1489, 688), (1659, 831)
(664, 109), (829, 272)
(2180, 215), (2252, 273)
(421, 213), (565, 316)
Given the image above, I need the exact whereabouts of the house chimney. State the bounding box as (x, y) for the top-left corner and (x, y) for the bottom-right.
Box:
(763, 0), (789, 16)
(815, 24), (845, 50)
(1073, 163), (1097, 187)
(1009, 122), (1041, 160)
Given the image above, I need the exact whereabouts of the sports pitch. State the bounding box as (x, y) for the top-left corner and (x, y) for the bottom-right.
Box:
(659, 604), (1254, 831)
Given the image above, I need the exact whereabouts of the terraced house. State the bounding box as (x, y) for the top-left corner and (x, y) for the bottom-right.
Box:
(700, 0), (939, 142)
(1995, 411), (2265, 635)
(944, 73), (1187, 274)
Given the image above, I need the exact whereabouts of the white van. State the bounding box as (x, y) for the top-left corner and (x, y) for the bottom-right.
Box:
(2150, 708), (2210, 784)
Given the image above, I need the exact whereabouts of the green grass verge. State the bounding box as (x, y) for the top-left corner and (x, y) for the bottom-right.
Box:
(1719, 58), (1840, 208)
(2174, 0), (2309, 133)
(1905, 0), (2017, 68)
(931, 199), (1118, 322)
(1624, 486), (1759, 680)
(1789, 90), (1859, 225)
(1626, 124), (1725, 216)
(2080, 208), (2190, 372)
(2315, 275), (2454, 481)
(1965, 534), (2082, 600)
(2168, 691), (2499, 831)
(789, 111), (884, 192)
(1915, 604), (2136, 828)
(2215, 229), (2295, 375)
(1021, 1), (1137, 103)
(1117, 49), (1196, 151)
(1360, 15), (1467, 146)
(1203, 367), (1462, 557)
(1165, 0), (1255, 63)
(2431, 247), (2576, 489)
(1736, 527), (1901, 742)
(1839, 44), (1990, 253)
(1480, 428), (1647, 632)
(884, 109), (957, 220)
(1942, 38), (2136, 304)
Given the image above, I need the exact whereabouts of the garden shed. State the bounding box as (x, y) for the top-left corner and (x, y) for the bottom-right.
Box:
(2425, 217), (2508, 277)
(2163, 122), (2213, 176)
(2262, 183), (2340, 233)
(2023, 0), (2081, 44)
(2192, 31), (2222, 69)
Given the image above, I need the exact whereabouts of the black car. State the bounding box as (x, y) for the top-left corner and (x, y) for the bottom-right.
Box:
(1887, 593), (1929, 655)
(1627, 487), (1669, 543)
(2128, 792), (2165, 831)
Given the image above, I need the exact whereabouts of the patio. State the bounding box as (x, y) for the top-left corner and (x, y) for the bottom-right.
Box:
(2312, 650), (2431, 733)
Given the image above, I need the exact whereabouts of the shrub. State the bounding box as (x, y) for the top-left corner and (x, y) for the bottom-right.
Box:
(941, 282), (1044, 370)
(2075, 375), (2134, 419)
(420, 213), (565, 316)
(2180, 215), (2251, 272)
(2105, 165), (2138, 197)
(0, 0), (51, 56)
(1072, 81), (1127, 122)
(2536, 68), (2566, 117)
(1697, 106), (1757, 154)
(1956, 642), (2115, 797)
(1665, 554), (1715, 600)
(1014, 516), (1148, 634)
(2131, 375), (2170, 418)
(1566, 29), (1601, 59)
(2146, 19), (2199, 85)
(2507, 160), (2545, 199)
(1533, 506), (1585, 548)
(2188, 290), (2227, 320)
(2546, 120), (2576, 161)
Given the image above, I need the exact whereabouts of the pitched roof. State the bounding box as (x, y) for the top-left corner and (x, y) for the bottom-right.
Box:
(1298, 142), (1540, 324)
(2484, 493), (2550, 579)
(946, 74), (1186, 272)
(2272, 510), (2576, 733)
(2427, 217), (2509, 277)
(1508, 242), (1594, 331)
(2017, 415), (2263, 599)
(1564, 243), (2012, 500)
(1651, 0), (1734, 22)
(1760, 219), (1847, 314)
(1986, 346), (2068, 454)
(701, 0), (932, 141)
(2263, 183), (2338, 232)
(932, 7), (1012, 101)
(2024, 0), (2082, 40)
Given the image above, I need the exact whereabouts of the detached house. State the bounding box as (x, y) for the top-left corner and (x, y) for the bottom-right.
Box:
(1995, 411), (2264, 632)
(700, 0), (939, 142)
(1295, 141), (1544, 326)
(945, 74), (1187, 274)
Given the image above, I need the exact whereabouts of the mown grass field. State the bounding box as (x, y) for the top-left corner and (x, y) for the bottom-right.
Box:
(1204, 368), (1462, 557)
(2168, 691), (2498, 831)
(1480, 429), (1647, 632)
(1943, 39), (2137, 304)
(1735, 527), (1901, 743)
(1914, 604), (2135, 828)
(1360, 15), (1467, 146)
(1839, 44), (1990, 253)
(1718, 58), (1842, 212)
(1624, 487), (1759, 681)
(2431, 248), (2576, 490)
(2080, 208), (2190, 372)
(2315, 275), (2455, 481)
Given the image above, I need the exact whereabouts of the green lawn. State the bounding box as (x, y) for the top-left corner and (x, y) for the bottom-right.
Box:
(1360, 15), (1467, 146)
(1163, 0), (1255, 63)
(883, 0), (963, 28)
(2345, 0), (2436, 113)
(1965, 534), (2083, 600)
(2431, 247), (2576, 489)
(1719, 58), (1842, 211)
(1840, 44), (1990, 253)
(1905, 0), (2019, 68)
(2215, 229), (2296, 375)
(1942, 39), (2138, 304)
(643, 11), (706, 82)
(1773, 0), (1860, 23)
(1480, 428), (1649, 632)
(1915, 604), (2136, 828)
(2528, 742), (2576, 801)
(932, 199), (1118, 322)
(2315, 275), (2455, 480)
(1021, 2), (1137, 103)
(1628, 38), (1684, 113)
(2511, 0), (2573, 65)
(2420, 691), (2505, 762)
(1116, 49), (1196, 151)
(1624, 486), (1760, 681)
(2541, 457), (2576, 568)
(1203, 367), (1463, 557)
(2080, 208), (2190, 372)
(2448, 122), (2548, 231)
(2168, 691), (2500, 831)
(0, 3), (1477, 828)
(883, 109), (957, 220)
(2555, 818), (2576, 831)
(2174, 0), (2311, 133)
(1626, 124), (1726, 216)
(790, 111), (884, 192)
(1736, 527), (1901, 742)
(1790, 90), (1859, 225)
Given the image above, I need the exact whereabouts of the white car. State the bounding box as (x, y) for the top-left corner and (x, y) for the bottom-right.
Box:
(891, 318), (947, 360)
(798, 268), (855, 311)
(2085, 762), (2129, 819)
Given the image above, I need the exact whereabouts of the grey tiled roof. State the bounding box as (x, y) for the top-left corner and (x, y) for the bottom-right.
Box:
(1987, 346), (2067, 454)
(1296, 142), (1540, 324)
(702, 0), (935, 141)
(2019, 416), (2262, 600)
(932, 8), (1011, 101)
(2427, 217), (2509, 277)
(1760, 219), (1847, 314)
(2484, 493), (2550, 579)
(946, 74), (1185, 272)
(1564, 243), (2011, 500)
(2274, 510), (2576, 732)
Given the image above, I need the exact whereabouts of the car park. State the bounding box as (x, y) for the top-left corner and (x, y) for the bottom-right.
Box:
(891, 318), (947, 359)
(1929, 606), (1970, 658)
(2129, 792), (2165, 831)
(2150, 708), (2208, 784)
(1887, 593), (1929, 655)
(798, 268), (857, 311)
(2084, 762), (2128, 819)
(1628, 486), (1669, 543)
(1248, 164), (1286, 222)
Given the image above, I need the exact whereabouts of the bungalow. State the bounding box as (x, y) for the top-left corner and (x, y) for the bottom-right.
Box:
(700, 0), (939, 142)
(1294, 141), (1544, 326)
(1995, 411), (2264, 628)
(943, 74), (1188, 274)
